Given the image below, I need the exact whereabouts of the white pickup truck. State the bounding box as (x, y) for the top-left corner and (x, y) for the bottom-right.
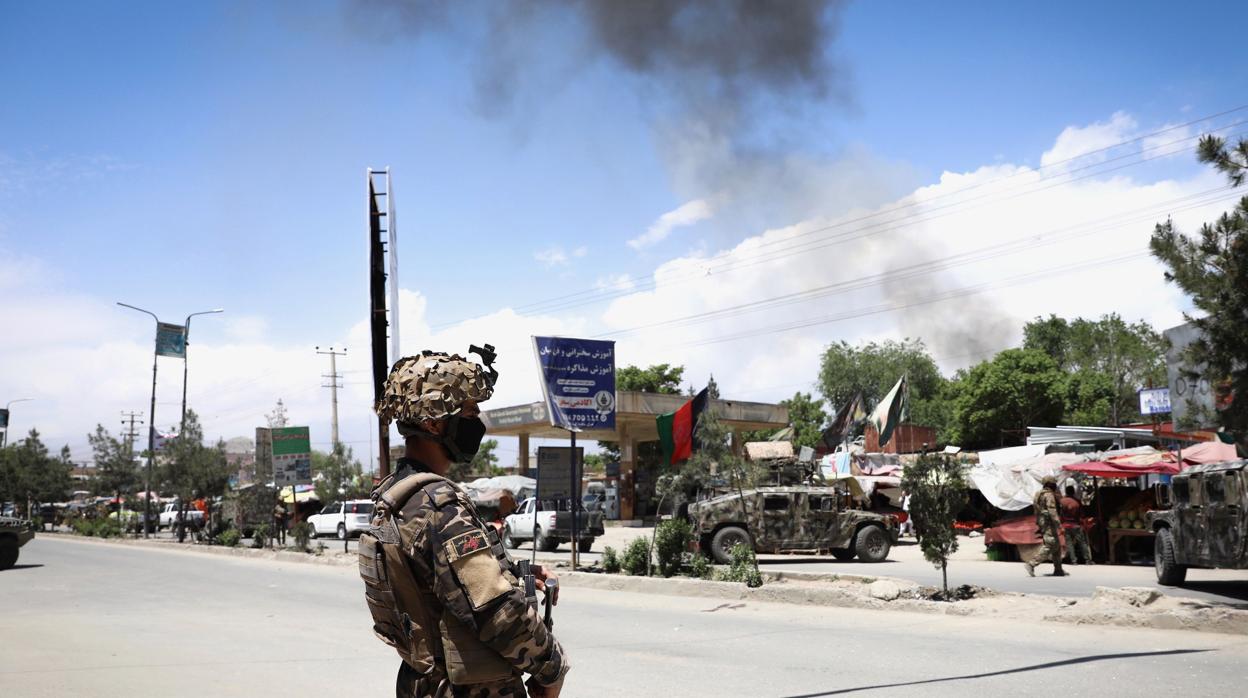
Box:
(158, 502), (204, 530)
(502, 498), (604, 553)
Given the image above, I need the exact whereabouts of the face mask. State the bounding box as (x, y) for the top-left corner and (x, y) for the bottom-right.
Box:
(443, 415), (487, 462)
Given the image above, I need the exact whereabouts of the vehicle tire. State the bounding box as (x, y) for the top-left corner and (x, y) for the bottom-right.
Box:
(0, 540), (18, 570)
(854, 526), (890, 563)
(710, 526), (752, 565)
(577, 538), (593, 553)
(536, 529), (558, 553)
(831, 548), (855, 561)
(337, 523), (347, 541)
(1154, 527), (1187, 586)
(502, 526), (517, 549)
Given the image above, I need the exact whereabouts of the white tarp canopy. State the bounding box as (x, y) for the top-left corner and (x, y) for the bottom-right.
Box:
(970, 445), (1161, 510)
(461, 475), (537, 501)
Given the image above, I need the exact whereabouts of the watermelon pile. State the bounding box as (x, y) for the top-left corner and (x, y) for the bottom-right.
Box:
(1109, 507), (1150, 530)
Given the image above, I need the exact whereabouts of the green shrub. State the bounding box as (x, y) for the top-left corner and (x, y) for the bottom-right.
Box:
(686, 553), (712, 579)
(291, 522), (312, 552)
(219, 529), (242, 548)
(653, 519), (694, 578)
(601, 546), (621, 573)
(621, 537), (651, 576)
(95, 518), (122, 539)
(252, 524), (270, 549)
(715, 543), (762, 587)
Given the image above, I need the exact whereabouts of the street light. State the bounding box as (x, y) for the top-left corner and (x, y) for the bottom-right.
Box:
(117, 302), (163, 539)
(0, 398), (34, 448)
(181, 308), (224, 433)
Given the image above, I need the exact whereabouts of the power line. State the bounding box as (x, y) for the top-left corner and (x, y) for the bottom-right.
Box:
(594, 185), (1239, 339)
(433, 105), (1248, 327)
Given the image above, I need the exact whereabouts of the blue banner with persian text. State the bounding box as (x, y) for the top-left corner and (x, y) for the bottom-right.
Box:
(532, 336), (616, 431)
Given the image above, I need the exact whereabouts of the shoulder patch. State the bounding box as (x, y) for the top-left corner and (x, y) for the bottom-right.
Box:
(444, 530), (490, 562)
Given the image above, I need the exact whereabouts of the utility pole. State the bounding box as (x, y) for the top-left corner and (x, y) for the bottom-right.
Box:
(316, 346), (346, 450)
(121, 411), (144, 458)
(118, 302), (162, 539)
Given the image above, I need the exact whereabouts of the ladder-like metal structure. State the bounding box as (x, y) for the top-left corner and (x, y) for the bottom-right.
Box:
(368, 167), (400, 477)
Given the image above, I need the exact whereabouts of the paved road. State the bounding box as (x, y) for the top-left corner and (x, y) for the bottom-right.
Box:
(101, 527), (1248, 606)
(3, 537), (1247, 697)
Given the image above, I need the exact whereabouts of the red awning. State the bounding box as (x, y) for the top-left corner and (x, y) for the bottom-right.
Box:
(1063, 460), (1180, 477)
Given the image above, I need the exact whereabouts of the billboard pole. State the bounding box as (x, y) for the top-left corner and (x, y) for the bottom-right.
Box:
(570, 429), (578, 570)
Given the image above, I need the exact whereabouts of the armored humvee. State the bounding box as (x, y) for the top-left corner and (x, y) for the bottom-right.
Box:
(1150, 459), (1247, 586)
(688, 484), (900, 564)
(0, 515), (36, 570)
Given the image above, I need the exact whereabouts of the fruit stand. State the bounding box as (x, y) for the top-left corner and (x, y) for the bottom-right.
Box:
(1063, 457), (1179, 564)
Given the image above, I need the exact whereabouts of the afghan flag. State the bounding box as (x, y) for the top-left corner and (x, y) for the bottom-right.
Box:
(657, 388), (709, 465)
(821, 392), (866, 448)
(869, 375), (908, 447)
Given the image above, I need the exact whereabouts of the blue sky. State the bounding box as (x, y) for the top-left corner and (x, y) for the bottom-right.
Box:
(2, 1), (1246, 463)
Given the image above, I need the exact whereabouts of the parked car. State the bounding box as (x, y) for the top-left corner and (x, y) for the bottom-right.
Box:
(158, 502), (204, 530)
(308, 500), (373, 540)
(1150, 459), (1248, 585)
(503, 497), (604, 553)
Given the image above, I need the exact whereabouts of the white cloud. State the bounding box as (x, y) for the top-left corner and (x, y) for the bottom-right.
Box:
(594, 273), (635, 292)
(534, 246), (569, 267)
(1040, 111), (1138, 167)
(572, 246), (588, 258)
(627, 199), (713, 250)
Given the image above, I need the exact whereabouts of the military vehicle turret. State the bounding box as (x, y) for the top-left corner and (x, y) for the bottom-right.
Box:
(0, 515), (36, 570)
(687, 458), (899, 564)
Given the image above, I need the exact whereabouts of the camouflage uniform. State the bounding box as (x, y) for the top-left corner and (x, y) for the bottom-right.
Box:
(1025, 485), (1065, 577)
(365, 350), (568, 698)
(381, 459), (567, 697)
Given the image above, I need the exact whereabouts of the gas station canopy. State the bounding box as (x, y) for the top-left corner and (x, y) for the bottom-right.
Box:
(482, 390), (788, 441)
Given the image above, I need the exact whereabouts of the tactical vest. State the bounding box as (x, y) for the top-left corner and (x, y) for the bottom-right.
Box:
(358, 469), (517, 685)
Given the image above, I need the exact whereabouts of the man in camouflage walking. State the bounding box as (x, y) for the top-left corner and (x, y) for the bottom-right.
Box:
(360, 349), (569, 697)
(1024, 476), (1067, 577)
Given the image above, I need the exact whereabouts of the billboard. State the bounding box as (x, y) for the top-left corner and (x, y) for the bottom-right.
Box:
(1138, 388), (1172, 416)
(536, 446), (583, 500)
(532, 336), (616, 431)
(258, 426), (312, 486)
(155, 322), (187, 358)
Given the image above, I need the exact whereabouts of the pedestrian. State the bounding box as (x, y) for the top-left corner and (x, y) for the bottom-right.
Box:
(273, 501), (287, 545)
(363, 349), (569, 698)
(1060, 486), (1094, 565)
(1024, 476), (1067, 577)
(899, 490), (914, 538)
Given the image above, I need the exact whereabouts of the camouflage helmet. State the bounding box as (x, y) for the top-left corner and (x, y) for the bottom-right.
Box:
(375, 350), (494, 425)
(1040, 475), (1058, 487)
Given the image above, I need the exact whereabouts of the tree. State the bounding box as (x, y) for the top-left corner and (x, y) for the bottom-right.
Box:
(818, 339), (949, 435)
(1150, 138), (1248, 447)
(0, 430), (73, 516)
(581, 453), (606, 475)
(265, 399), (290, 428)
(947, 349), (1065, 449)
(159, 411), (230, 539)
(1022, 313), (1167, 425)
(779, 392), (826, 450)
(313, 443), (370, 503)
(902, 452), (968, 599)
(87, 425), (139, 498)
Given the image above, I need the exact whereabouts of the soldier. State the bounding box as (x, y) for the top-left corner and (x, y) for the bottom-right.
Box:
(1060, 486), (1094, 565)
(362, 350), (568, 698)
(272, 501), (287, 545)
(1024, 476), (1067, 577)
